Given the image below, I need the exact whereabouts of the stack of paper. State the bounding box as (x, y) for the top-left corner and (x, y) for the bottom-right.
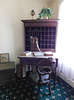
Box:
(20, 51), (32, 56)
(32, 52), (43, 56)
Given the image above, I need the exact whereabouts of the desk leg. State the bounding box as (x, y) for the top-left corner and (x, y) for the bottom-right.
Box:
(54, 67), (57, 88)
(20, 64), (23, 84)
(54, 58), (58, 88)
(26, 65), (30, 77)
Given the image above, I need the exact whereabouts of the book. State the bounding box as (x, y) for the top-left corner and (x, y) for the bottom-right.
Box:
(30, 36), (34, 50)
(30, 36), (41, 51)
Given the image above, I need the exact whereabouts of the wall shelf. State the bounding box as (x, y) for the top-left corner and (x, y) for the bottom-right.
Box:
(21, 19), (59, 52)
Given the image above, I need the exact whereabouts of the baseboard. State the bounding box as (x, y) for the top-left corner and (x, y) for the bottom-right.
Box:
(0, 79), (16, 86)
(57, 72), (74, 88)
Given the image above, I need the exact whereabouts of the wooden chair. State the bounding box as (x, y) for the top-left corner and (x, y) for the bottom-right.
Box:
(29, 58), (56, 100)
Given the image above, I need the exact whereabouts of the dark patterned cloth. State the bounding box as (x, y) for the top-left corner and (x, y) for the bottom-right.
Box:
(0, 76), (74, 100)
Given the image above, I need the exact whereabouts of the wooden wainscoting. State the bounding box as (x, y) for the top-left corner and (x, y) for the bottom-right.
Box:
(0, 62), (16, 86)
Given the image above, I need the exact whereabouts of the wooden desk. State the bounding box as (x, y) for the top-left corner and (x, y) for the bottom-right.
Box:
(18, 52), (58, 87)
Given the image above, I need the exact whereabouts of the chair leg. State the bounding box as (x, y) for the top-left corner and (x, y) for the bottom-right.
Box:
(48, 83), (51, 95)
(38, 86), (40, 100)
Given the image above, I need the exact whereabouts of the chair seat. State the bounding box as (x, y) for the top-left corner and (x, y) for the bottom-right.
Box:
(30, 71), (50, 85)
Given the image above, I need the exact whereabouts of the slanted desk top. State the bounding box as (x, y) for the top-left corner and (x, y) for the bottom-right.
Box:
(18, 51), (57, 66)
(18, 51), (56, 60)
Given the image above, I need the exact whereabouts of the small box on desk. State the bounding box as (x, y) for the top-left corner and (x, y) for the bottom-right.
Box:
(44, 51), (53, 56)
(20, 51), (32, 56)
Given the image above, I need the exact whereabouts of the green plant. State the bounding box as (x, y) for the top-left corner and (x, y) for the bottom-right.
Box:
(38, 7), (53, 19)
